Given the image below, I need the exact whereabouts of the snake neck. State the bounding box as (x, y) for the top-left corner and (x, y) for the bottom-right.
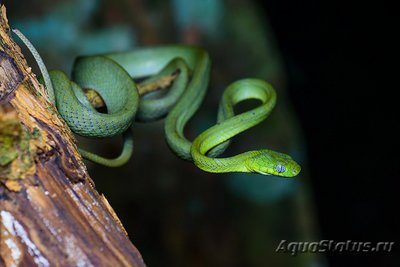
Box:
(191, 148), (254, 173)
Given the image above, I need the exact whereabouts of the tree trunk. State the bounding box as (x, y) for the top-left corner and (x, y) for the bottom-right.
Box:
(0, 5), (145, 266)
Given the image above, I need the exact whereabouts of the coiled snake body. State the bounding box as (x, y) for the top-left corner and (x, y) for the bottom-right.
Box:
(14, 29), (300, 177)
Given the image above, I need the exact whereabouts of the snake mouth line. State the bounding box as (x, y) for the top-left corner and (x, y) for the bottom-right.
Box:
(255, 170), (271, 176)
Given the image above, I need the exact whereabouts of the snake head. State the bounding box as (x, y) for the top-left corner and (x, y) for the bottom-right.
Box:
(246, 149), (301, 177)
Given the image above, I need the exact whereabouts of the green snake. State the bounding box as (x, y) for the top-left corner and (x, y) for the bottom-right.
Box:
(13, 29), (300, 177)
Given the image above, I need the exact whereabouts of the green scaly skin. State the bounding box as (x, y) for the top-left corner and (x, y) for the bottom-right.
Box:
(191, 79), (300, 177)
(13, 29), (300, 177)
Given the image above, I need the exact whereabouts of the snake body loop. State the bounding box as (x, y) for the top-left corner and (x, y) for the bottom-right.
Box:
(13, 29), (300, 176)
(191, 79), (300, 177)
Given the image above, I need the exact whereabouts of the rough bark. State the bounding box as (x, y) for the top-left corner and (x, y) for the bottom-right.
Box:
(0, 5), (145, 266)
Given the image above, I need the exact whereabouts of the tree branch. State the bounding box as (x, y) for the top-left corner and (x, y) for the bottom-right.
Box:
(0, 5), (145, 266)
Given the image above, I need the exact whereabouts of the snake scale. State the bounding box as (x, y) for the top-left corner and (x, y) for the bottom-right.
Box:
(13, 29), (300, 177)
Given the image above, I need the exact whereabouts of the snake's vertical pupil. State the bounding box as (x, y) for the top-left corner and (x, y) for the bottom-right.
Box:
(276, 164), (285, 173)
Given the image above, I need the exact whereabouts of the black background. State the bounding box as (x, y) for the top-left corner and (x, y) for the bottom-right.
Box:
(259, 1), (398, 266)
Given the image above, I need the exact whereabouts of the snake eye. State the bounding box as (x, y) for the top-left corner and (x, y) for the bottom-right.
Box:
(276, 164), (286, 173)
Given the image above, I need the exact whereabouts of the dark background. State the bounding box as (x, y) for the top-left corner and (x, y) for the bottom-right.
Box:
(260, 1), (398, 266)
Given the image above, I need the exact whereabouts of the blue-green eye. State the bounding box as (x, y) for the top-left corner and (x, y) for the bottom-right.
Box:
(276, 164), (285, 173)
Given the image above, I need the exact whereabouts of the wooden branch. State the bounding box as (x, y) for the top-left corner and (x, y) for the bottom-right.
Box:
(0, 5), (145, 266)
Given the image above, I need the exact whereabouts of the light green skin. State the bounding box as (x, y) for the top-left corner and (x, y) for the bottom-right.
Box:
(191, 79), (300, 177)
(13, 29), (300, 177)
